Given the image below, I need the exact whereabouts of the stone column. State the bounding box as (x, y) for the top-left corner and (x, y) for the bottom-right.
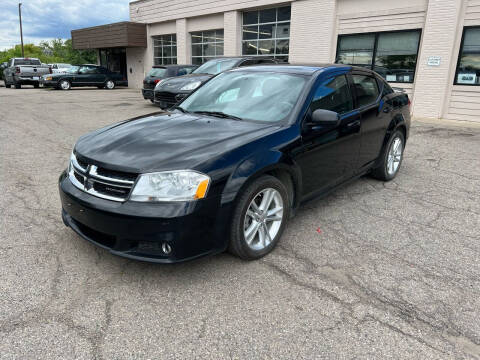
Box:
(289, 0), (337, 63)
(224, 11), (242, 56)
(412, 0), (464, 119)
(176, 18), (190, 64)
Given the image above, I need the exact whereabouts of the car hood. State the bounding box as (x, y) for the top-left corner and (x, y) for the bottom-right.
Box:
(74, 112), (278, 174)
(156, 73), (213, 92)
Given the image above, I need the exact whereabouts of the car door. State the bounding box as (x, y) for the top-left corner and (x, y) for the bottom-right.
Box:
(351, 72), (391, 168)
(296, 73), (362, 197)
(73, 66), (91, 85)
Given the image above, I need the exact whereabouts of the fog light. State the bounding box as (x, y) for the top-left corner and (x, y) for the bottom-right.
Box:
(162, 242), (172, 255)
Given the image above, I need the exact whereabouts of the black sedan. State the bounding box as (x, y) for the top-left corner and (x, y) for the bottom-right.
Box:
(41, 65), (127, 90)
(153, 56), (276, 109)
(59, 64), (410, 263)
(142, 65), (198, 102)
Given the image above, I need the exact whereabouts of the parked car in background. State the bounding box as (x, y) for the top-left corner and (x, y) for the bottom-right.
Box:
(40, 65), (127, 90)
(59, 64), (410, 263)
(142, 65), (198, 102)
(49, 63), (73, 74)
(153, 56), (277, 109)
(3, 58), (51, 88)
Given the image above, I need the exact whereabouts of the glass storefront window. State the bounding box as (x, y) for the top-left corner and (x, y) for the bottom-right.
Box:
(153, 34), (177, 65)
(242, 6), (290, 62)
(336, 30), (421, 83)
(191, 29), (224, 65)
(456, 27), (480, 85)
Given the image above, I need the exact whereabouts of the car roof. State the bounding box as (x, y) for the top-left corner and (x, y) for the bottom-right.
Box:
(152, 64), (197, 69)
(229, 63), (354, 76)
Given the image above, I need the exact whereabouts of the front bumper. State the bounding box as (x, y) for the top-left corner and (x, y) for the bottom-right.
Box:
(40, 79), (57, 87)
(59, 172), (231, 263)
(142, 88), (154, 100)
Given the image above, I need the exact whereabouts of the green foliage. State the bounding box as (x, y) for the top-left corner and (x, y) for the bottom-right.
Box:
(0, 39), (97, 78)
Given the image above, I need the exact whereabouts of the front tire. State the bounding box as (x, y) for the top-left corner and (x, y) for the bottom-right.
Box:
(14, 81), (21, 89)
(229, 175), (290, 260)
(105, 80), (115, 90)
(371, 130), (405, 181)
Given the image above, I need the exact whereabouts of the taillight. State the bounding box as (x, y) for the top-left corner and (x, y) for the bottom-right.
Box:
(154, 79), (161, 84)
(15, 67), (20, 74)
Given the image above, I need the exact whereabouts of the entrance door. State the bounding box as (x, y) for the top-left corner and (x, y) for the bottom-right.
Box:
(99, 48), (127, 81)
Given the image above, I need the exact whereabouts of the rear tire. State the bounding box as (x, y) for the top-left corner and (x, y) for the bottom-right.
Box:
(105, 80), (115, 90)
(229, 175), (290, 260)
(5, 80), (11, 88)
(59, 79), (71, 90)
(14, 82), (21, 89)
(370, 130), (405, 181)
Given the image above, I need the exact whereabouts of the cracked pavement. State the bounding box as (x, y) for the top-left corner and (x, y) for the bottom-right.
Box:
(1, 85), (480, 359)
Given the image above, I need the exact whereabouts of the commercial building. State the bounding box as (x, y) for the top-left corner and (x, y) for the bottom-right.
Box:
(72, 0), (480, 122)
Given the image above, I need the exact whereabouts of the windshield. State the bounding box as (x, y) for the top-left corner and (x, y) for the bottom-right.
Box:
(66, 66), (79, 74)
(148, 68), (167, 77)
(192, 59), (239, 75)
(15, 59), (41, 66)
(180, 71), (308, 122)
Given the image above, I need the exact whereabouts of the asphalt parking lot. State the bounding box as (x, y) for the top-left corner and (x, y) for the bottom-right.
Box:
(1, 84), (480, 359)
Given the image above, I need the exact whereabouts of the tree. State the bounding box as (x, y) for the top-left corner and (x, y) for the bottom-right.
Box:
(1, 39), (97, 78)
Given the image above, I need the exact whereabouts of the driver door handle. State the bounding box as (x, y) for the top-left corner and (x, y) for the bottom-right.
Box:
(347, 120), (361, 128)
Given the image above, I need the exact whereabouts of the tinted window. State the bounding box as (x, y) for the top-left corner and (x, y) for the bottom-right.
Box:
(336, 30), (421, 83)
(352, 75), (379, 107)
(153, 34), (177, 65)
(456, 27), (480, 85)
(14, 59), (42, 66)
(192, 58), (239, 75)
(381, 80), (394, 96)
(79, 66), (99, 74)
(148, 68), (167, 77)
(242, 6), (290, 62)
(191, 29), (224, 65)
(180, 71), (307, 122)
(310, 75), (353, 114)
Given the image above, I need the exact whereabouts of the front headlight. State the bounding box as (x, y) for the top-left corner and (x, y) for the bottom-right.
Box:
(130, 170), (210, 202)
(180, 81), (201, 91)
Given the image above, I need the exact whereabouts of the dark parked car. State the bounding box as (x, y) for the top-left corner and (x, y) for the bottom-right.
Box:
(41, 65), (127, 90)
(142, 65), (198, 102)
(59, 64), (410, 263)
(153, 56), (277, 109)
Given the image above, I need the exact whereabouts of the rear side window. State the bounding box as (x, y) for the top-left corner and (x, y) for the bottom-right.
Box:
(310, 75), (354, 114)
(352, 75), (379, 107)
(14, 59), (41, 66)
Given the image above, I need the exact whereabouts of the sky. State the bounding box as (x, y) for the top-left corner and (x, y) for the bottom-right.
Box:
(0, 0), (132, 50)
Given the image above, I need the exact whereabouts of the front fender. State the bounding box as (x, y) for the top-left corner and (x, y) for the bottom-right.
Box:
(221, 150), (302, 209)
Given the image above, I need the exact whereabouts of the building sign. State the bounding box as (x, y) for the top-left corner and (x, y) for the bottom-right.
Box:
(427, 56), (441, 66)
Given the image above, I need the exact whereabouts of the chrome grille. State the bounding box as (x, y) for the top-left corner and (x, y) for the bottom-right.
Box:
(69, 153), (137, 202)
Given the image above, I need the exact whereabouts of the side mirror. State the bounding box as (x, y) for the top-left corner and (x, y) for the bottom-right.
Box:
(309, 109), (340, 126)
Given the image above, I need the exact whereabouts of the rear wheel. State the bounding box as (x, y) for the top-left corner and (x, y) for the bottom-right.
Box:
(4, 79), (11, 88)
(371, 130), (405, 181)
(14, 82), (21, 89)
(105, 80), (115, 90)
(59, 79), (71, 90)
(229, 175), (289, 260)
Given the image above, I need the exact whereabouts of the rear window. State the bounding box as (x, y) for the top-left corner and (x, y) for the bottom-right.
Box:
(148, 68), (167, 77)
(14, 59), (41, 66)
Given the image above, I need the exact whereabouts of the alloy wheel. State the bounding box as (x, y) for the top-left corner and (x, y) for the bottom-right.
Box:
(106, 80), (115, 89)
(387, 137), (403, 176)
(60, 80), (70, 90)
(243, 188), (284, 251)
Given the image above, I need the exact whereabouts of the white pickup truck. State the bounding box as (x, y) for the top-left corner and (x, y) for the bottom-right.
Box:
(3, 58), (51, 89)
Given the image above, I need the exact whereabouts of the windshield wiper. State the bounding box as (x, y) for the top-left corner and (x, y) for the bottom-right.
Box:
(193, 111), (243, 121)
(172, 106), (189, 113)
